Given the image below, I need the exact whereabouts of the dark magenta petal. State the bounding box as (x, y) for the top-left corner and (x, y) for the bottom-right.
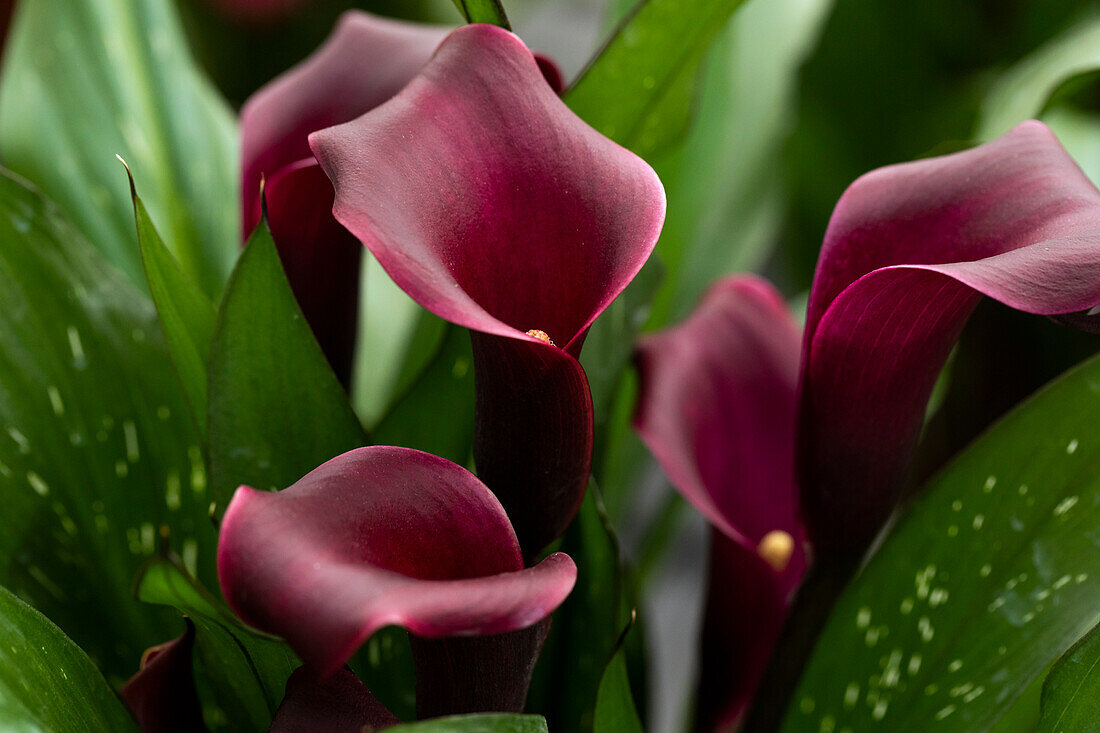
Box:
(697, 532), (788, 732)
(410, 622), (549, 717)
(801, 120), (1100, 555)
(264, 158), (362, 386)
(634, 276), (804, 582)
(121, 621), (207, 733)
(269, 667), (397, 732)
(216, 446), (577, 680)
(309, 23), (665, 352)
(240, 11), (447, 235)
(471, 333), (593, 558)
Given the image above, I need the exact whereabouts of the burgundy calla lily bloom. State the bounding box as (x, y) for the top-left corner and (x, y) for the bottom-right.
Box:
(217, 446), (577, 717)
(634, 276), (803, 731)
(309, 24), (665, 556)
(634, 121), (1100, 728)
(121, 621), (207, 733)
(800, 119), (1100, 557)
(240, 12), (563, 387)
(269, 667), (398, 732)
(240, 11), (449, 386)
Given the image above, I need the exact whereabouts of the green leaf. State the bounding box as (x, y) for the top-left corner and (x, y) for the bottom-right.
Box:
(0, 169), (217, 677)
(642, 0), (833, 326)
(206, 219), (367, 512)
(0, 586), (138, 731)
(0, 0), (238, 295)
(594, 623), (645, 733)
(565, 0), (752, 155)
(531, 487), (629, 732)
(125, 162), (217, 439)
(388, 714), (548, 733)
(781, 351), (1100, 732)
(977, 13), (1100, 141)
(371, 322), (475, 467)
(135, 555), (298, 732)
(1037, 619), (1100, 732)
(450, 0), (511, 28)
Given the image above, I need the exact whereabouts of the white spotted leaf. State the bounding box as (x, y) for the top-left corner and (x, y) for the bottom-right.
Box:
(782, 351), (1100, 731)
(0, 170), (218, 678)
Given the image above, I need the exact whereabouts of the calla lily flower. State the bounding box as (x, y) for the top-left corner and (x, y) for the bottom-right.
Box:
(633, 276), (803, 731)
(121, 621), (207, 733)
(634, 121), (1100, 728)
(240, 11), (449, 386)
(269, 667), (398, 732)
(216, 446), (577, 717)
(801, 119), (1100, 557)
(240, 12), (563, 386)
(309, 24), (665, 556)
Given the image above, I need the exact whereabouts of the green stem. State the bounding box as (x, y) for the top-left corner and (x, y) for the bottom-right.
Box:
(451, 0), (511, 29)
(741, 554), (860, 733)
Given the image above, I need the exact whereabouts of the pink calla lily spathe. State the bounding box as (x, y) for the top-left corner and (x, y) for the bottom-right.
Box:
(633, 121), (1100, 729)
(120, 621), (207, 733)
(239, 11), (449, 386)
(309, 23), (665, 556)
(240, 12), (564, 387)
(800, 119), (1100, 556)
(633, 276), (803, 731)
(216, 446), (577, 717)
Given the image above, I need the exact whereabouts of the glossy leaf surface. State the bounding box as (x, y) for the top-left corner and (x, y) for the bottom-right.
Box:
(136, 556), (298, 731)
(128, 167), (216, 438)
(0, 170), (216, 676)
(0, 0), (237, 294)
(782, 351), (1100, 731)
(206, 219), (366, 514)
(388, 715), (549, 733)
(1037, 619), (1100, 732)
(566, 0), (751, 154)
(0, 586), (137, 731)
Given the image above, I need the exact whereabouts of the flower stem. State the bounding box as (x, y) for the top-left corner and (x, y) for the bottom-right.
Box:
(742, 553), (859, 733)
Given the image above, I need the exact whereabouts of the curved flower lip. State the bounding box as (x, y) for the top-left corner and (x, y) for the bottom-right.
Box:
(800, 120), (1100, 554)
(308, 23), (665, 357)
(634, 276), (803, 567)
(121, 621), (206, 733)
(216, 446), (577, 677)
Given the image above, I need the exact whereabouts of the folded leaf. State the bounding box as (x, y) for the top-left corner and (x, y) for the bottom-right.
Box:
(800, 121), (1100, 555)
(135, 555), (298, 731)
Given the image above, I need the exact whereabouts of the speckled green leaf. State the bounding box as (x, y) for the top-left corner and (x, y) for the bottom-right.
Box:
(127, 166), (216, 439)
(136, 555), (298, 732)
(1037, 619), (1100, 732)
(206, 219), (367, 513)
(0, 169), (217, 678)
(781, 351), (1100, 732)
(388, 714), (548, 733)
(0, 0), (237, 295)
(0, 586), (138, 731)
(565, 0), (750, 155)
